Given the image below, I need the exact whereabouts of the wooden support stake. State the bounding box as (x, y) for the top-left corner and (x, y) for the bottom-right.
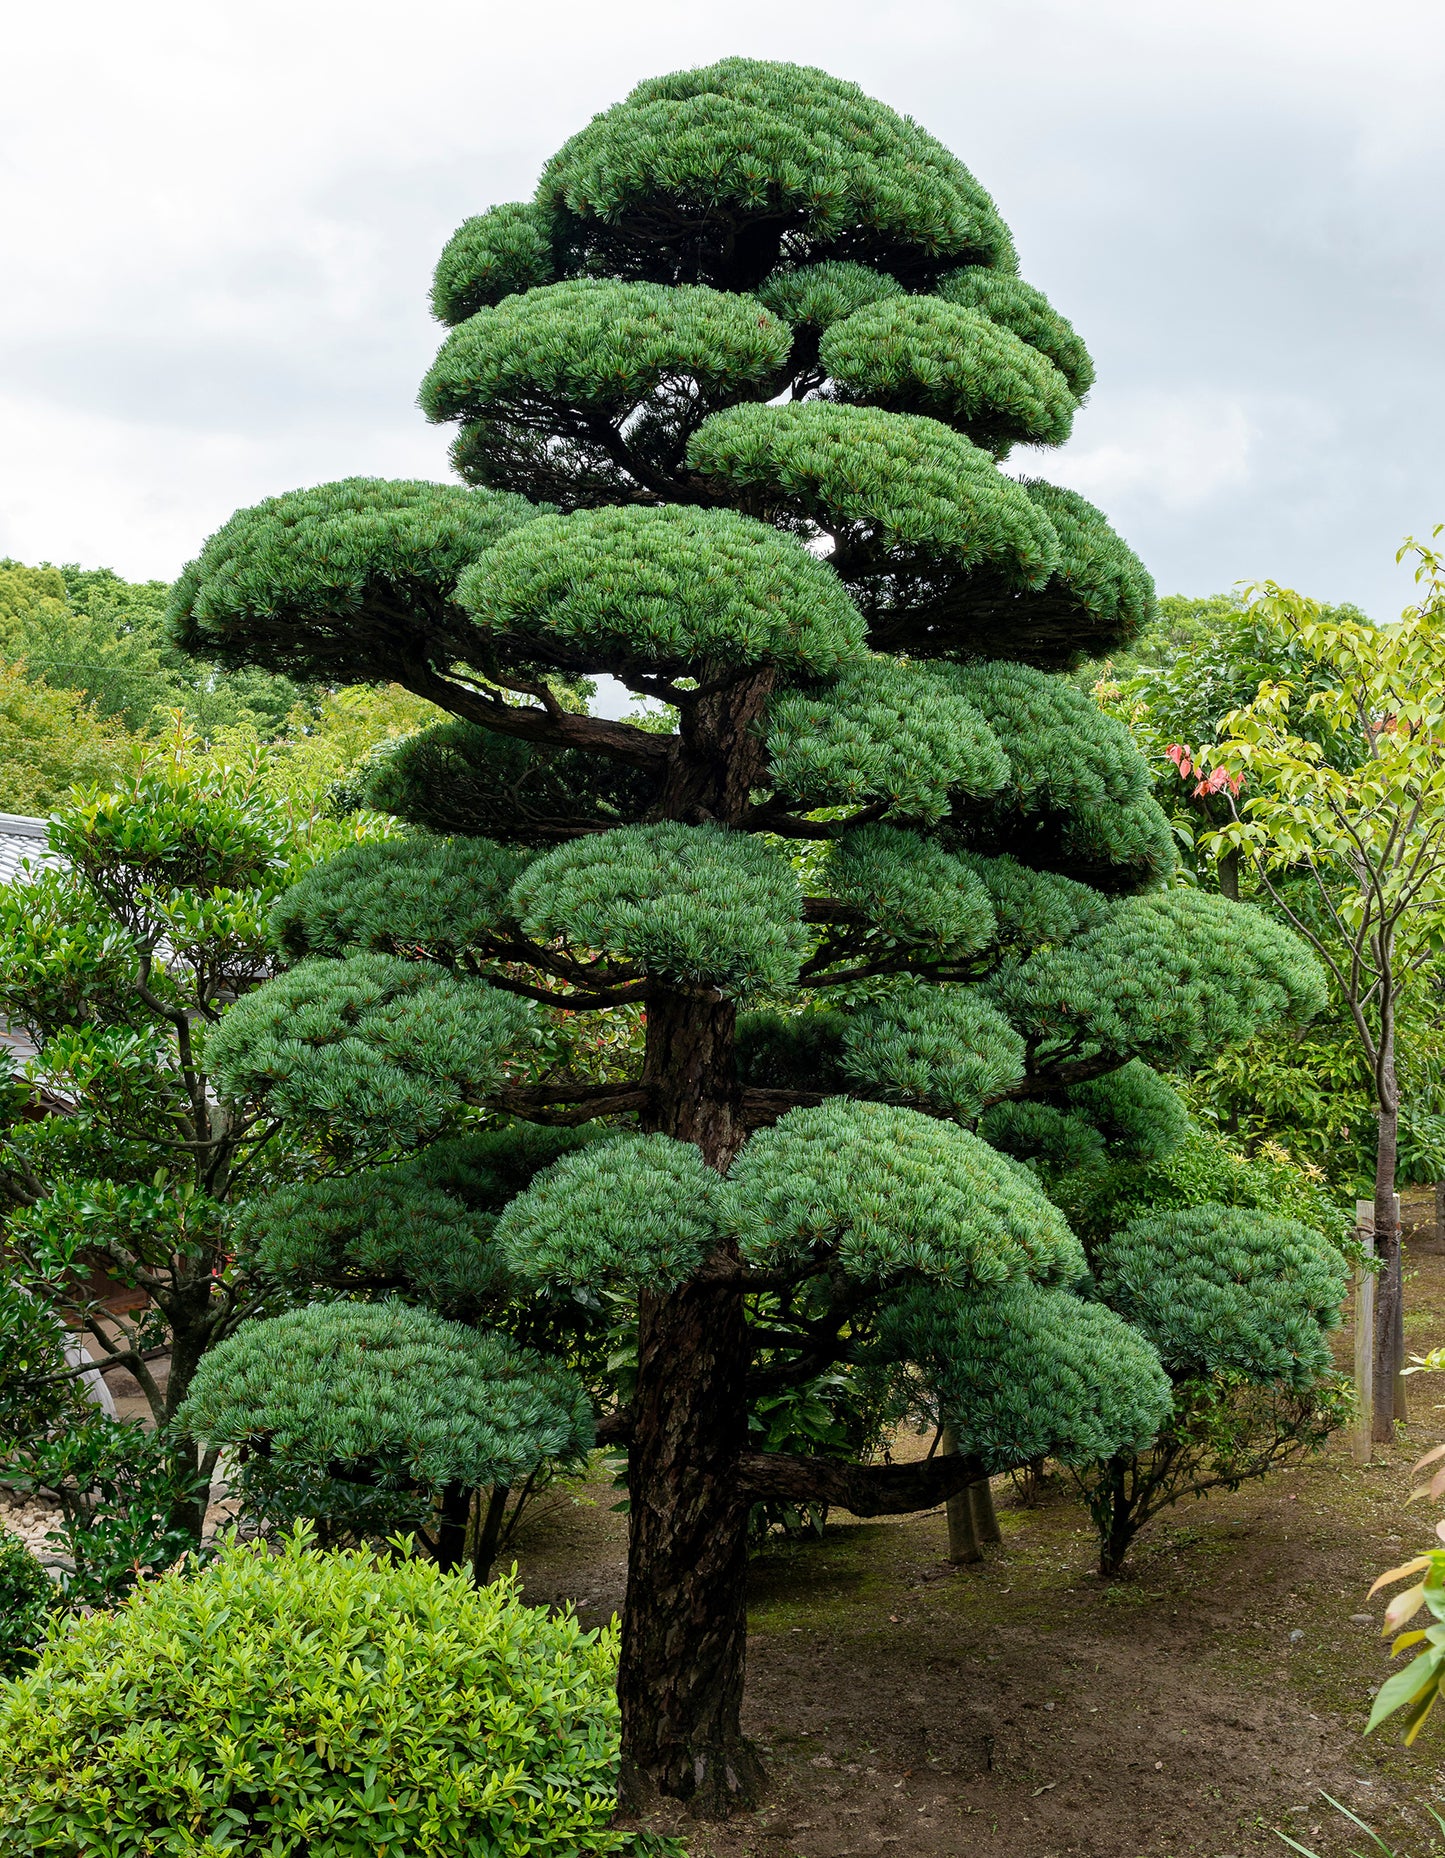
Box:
(941, 1428), (982, 1564)
(1354, 1198), (1376, 1465)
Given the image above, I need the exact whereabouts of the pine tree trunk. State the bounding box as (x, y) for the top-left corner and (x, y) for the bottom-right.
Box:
(617, 1275), (764, 1814)
(1372, 1011), (1402, 1441)
(617, 985), (764, 1815)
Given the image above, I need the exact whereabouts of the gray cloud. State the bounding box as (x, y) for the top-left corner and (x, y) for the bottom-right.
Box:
(2, 0), (1441, 619)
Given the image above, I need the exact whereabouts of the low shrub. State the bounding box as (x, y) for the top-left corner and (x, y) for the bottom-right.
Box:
(0, 1529), (51, 1678)
(0, 1524), (676, 1857)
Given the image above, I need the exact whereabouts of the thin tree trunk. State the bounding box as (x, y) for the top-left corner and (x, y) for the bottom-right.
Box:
(162, 1284), (221, 1543)
(1372, 1008), (1402, 1441)
(434, 1480), (471, 1573)
(471, 1483), (509, 1585)
(1216, 847), (1240, 901)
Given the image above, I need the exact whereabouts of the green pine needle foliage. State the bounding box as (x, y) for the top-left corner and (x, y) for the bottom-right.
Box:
(455, 503), (865, 677)
(183, 1301), (593, 1497)
(956, 850), (1114, 954)
(1092, 1205), (1348, 1386)
(825, 824), (997, 953)
(363, 722), (663, 844)
(689, 401), (1059, 584)
(431, 201), (557, 324)
(270, 835), (531, 965)
(936, 268), (1095, 398)
(756, 260), (903, 332)
(726, 1098), (1086, 1288)
(882, 1277), (1173, 1470)
(537, 57), (1016, 287)
(820, 296), (1078, 451)
(992, 892), (1328, 1072)
(169, 477), (541, 684)
(982, 1064), (1190, 1175)
(498, 1132), (726, 1290)
(237, 1172), (500, 1320)
(942, 657), (1173, 890)
(0, 1528), (672, 1857)
(840, 986), (1025, 1119)
(421, 279), (790, 426)
(512, 822), (807, 997)
(207, 952), (536, 1143)
(764, 655), (1008, 821)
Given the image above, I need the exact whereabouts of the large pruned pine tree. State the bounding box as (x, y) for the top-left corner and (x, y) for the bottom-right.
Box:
(170, 60), (1326, 1815)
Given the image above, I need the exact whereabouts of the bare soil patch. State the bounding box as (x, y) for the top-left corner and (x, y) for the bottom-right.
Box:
(509, 1220), (1445, 1858)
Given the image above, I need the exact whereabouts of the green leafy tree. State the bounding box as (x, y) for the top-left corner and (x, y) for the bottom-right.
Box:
(0, 661), (138, 812)
(166, 59), (1326, 1814)
(1202, 557), (1445, 1438)
(0, 736), (355, 1538)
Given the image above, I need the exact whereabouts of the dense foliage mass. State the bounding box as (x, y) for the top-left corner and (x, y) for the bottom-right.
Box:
(0, 1528), (674, 1857)
(162, 58), (1334, 1814)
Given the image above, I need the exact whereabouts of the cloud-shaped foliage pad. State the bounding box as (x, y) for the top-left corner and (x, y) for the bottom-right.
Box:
(821, 297), (1078, 452)
(208, 953), (534, 1143)
(182, 1301), (593, 1492)
(688, 402), (1059, 588)
(840, 987), (1025, 1120)
(497, 1132), (726, 1289)
(538, 57), (1016, 288)
(512, 822), (807, 998)
(725, 1097), (1084, 1287)
(1093, 1204), (1347, 1386)
(991, 891), (1328, 1071)
(824, 824), (996, 954)
(169, 478), (540, 684)
(420, 279), (790, 426)
(936, 268), (1095, 399)
(430, 202), (557, 324)
(456, 503), (865, 679)
(880, 1278), (1171, 1471)
(270, 836), (531, 966)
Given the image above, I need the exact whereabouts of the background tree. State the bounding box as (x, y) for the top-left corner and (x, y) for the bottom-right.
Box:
(0, 733), (351, 1538)
(1203, 559), (1445, 1439)
(0, 662), (137, 813)
(167, 59), (1327, 1816)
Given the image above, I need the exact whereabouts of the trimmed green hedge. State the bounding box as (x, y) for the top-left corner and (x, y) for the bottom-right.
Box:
(0, 1527), (673, 1857)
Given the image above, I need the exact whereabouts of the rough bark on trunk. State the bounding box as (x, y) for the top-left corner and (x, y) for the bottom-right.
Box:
(617, 1276), (764, 1816)
(617, 980), (763, 1816)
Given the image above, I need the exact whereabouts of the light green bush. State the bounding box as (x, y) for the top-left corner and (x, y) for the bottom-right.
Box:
(0, 1526), (673, 1857)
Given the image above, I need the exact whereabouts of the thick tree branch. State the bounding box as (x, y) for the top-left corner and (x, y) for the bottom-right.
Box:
(737, 1448), (986, 1516)
(488, 1082), (651, 1125)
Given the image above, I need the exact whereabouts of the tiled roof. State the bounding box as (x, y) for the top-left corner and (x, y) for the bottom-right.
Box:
(0, 812), (55, 887)
(0, 815), (57, 1067)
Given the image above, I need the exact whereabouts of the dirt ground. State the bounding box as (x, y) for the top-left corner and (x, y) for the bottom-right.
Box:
(506, 1204), (1445, 1858)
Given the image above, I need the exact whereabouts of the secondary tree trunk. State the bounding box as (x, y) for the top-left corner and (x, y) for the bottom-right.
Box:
(1372, 1018), (1402, 1441)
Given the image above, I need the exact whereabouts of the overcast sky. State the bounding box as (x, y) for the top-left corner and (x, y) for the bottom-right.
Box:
(3, 0), (1442, 621)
